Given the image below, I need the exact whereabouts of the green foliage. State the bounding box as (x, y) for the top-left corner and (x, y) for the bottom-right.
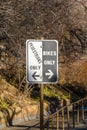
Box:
(60, 94), (70, 100)
(44, 85), (50, 96)
(30, 85), (59, 102)
(44, 85), (58, 101)
(64, 31), (71, 40)
(0, 97), (9, 110)
(30, 95), (40, 102)
(71, 95), (82, 102)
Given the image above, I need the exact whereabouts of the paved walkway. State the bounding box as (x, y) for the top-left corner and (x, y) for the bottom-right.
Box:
(6, 119), (40, 130)
(6, 121), (87, 130)
(6, 118), (87, 130)
(72, 120), (87, 130)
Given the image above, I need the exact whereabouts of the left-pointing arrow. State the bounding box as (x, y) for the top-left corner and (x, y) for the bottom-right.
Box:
(32, 72), (39, 80)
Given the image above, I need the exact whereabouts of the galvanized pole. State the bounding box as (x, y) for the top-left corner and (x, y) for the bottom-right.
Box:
(40, 84), (44, 130)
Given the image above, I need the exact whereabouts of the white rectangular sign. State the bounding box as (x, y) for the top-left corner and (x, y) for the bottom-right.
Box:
(26, 40), (58, 83)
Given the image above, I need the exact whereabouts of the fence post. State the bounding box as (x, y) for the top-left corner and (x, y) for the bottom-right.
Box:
(73, 104), (75, 128)
(67, 106), (70, 130)
(62, 108), (64, 130)
(52, 116), (54, 130)
(82, 100), (84, 121)
(56, 111), (59, 130)
(47, 120), (49, 130)
(77, 103), (80, 124)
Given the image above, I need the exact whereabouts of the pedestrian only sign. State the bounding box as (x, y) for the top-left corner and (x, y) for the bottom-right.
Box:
(26, 40), (58, 83)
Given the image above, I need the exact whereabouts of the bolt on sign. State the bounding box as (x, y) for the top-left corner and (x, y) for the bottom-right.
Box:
(26, 40), (58, 83)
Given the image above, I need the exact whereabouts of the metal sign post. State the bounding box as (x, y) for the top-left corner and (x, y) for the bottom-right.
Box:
(40, 84), (44, 130)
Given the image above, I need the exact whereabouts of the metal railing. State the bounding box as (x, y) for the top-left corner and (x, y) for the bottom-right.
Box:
(44, 97), (87, 130)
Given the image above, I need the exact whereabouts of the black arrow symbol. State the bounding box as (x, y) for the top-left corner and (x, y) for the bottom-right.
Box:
(32, 72), (39, 80)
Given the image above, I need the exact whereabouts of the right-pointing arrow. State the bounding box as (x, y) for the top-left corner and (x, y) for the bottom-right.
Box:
(45, 69), (54, 79)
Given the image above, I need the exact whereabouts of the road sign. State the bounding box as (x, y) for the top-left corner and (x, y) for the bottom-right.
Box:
(26, 40), (58, 83)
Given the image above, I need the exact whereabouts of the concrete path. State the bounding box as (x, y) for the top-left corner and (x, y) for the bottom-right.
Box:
(6, 120), (87, 130)
(6, 119), (87, 130)
(72, 120), (87, 130)
(6, 119), (40, 130)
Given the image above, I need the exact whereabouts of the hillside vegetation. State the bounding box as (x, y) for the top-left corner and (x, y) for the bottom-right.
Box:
(0, 0), (87, 107)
